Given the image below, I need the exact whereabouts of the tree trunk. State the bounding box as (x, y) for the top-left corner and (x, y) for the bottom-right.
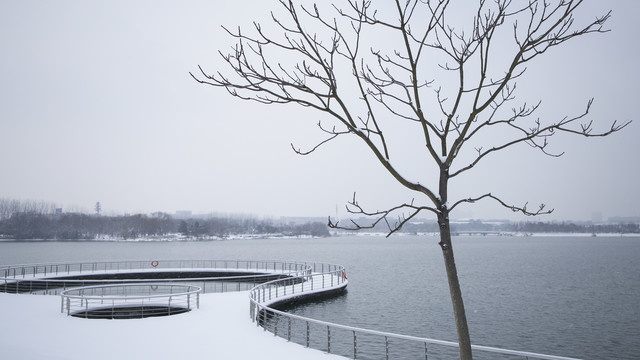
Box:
(438, 212), (473, 360)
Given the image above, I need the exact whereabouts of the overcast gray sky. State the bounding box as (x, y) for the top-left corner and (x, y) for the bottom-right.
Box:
(0, 0), (638, 222)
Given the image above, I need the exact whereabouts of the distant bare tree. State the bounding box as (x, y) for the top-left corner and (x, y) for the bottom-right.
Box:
(0, 198), (18, 220)
(0, 198), (57, 220)
(192, 1), (629, 358)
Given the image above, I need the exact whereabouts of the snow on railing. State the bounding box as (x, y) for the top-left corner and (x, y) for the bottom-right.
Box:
(249, 263), (346, 317)
(1, 259), (311, 278)
(60, 283), (201, 319)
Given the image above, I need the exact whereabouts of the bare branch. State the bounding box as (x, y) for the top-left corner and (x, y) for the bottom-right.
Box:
(444, 0), (613, 169)
(450, 99), (630, 178)
(328, 193), (439, 237)
(449, 193), (553, 216)
(291, 121), (350, 155)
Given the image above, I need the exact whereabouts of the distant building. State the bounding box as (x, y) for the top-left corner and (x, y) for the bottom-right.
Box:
(591, 212), (603, 223)
(608, 216), (640, 224)
(175, 210), (192, 219)
(55, 208), (63, 215)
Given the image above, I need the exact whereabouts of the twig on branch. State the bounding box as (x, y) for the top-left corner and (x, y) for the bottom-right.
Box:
(449, 193), (553, 216)
(291, 121), (350, 155)
(450, 99), (631, 178)
(328, 193), (438, 237)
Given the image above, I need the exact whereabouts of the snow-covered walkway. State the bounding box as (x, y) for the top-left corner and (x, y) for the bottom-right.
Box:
(0, 291), (346, 360)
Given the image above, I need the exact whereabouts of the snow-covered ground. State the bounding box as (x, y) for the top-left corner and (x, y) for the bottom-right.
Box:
(0, 291), (346, 360)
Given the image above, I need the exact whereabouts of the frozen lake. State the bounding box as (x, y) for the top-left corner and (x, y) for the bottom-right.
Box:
(1, 235), (638, 359)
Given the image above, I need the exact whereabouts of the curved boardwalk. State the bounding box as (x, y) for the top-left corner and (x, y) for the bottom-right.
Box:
(1, 260), (581, 360)
(1, 259), (311, 295)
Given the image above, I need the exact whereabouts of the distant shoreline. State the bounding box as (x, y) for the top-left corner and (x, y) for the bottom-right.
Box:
(1, 231), (638, 243)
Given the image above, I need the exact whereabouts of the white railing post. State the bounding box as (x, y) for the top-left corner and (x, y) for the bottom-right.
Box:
(353, 330), (357, 359)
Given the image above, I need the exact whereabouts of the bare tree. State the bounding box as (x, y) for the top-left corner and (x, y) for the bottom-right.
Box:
(192, 1), (629, 358)
(0, 198), (57, 220)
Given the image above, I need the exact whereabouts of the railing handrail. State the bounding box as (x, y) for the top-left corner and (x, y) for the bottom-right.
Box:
(1, 259), (315, 296)
(1, 259), (313, 274)
(60, 283), (202, 301)
(60, 283), (202, 317)
(256, 303), (579, 360)
(4, 273), (300, 284)
(1, 259), (313, 282)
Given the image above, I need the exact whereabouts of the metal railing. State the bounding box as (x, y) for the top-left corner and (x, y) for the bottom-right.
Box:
(249, 265), (581, 360)
(60, 283), (201, 319)
(1, 260), (312, 295)
(249, 263), (346, 319)
(1, 259), (311, 278)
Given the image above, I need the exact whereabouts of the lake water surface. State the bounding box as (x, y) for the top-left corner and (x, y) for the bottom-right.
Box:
(1, 235), (638, 359)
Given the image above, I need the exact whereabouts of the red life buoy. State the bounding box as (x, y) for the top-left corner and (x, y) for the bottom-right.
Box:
(151, 261), (159, 268)
(342, 270), (347, 279)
